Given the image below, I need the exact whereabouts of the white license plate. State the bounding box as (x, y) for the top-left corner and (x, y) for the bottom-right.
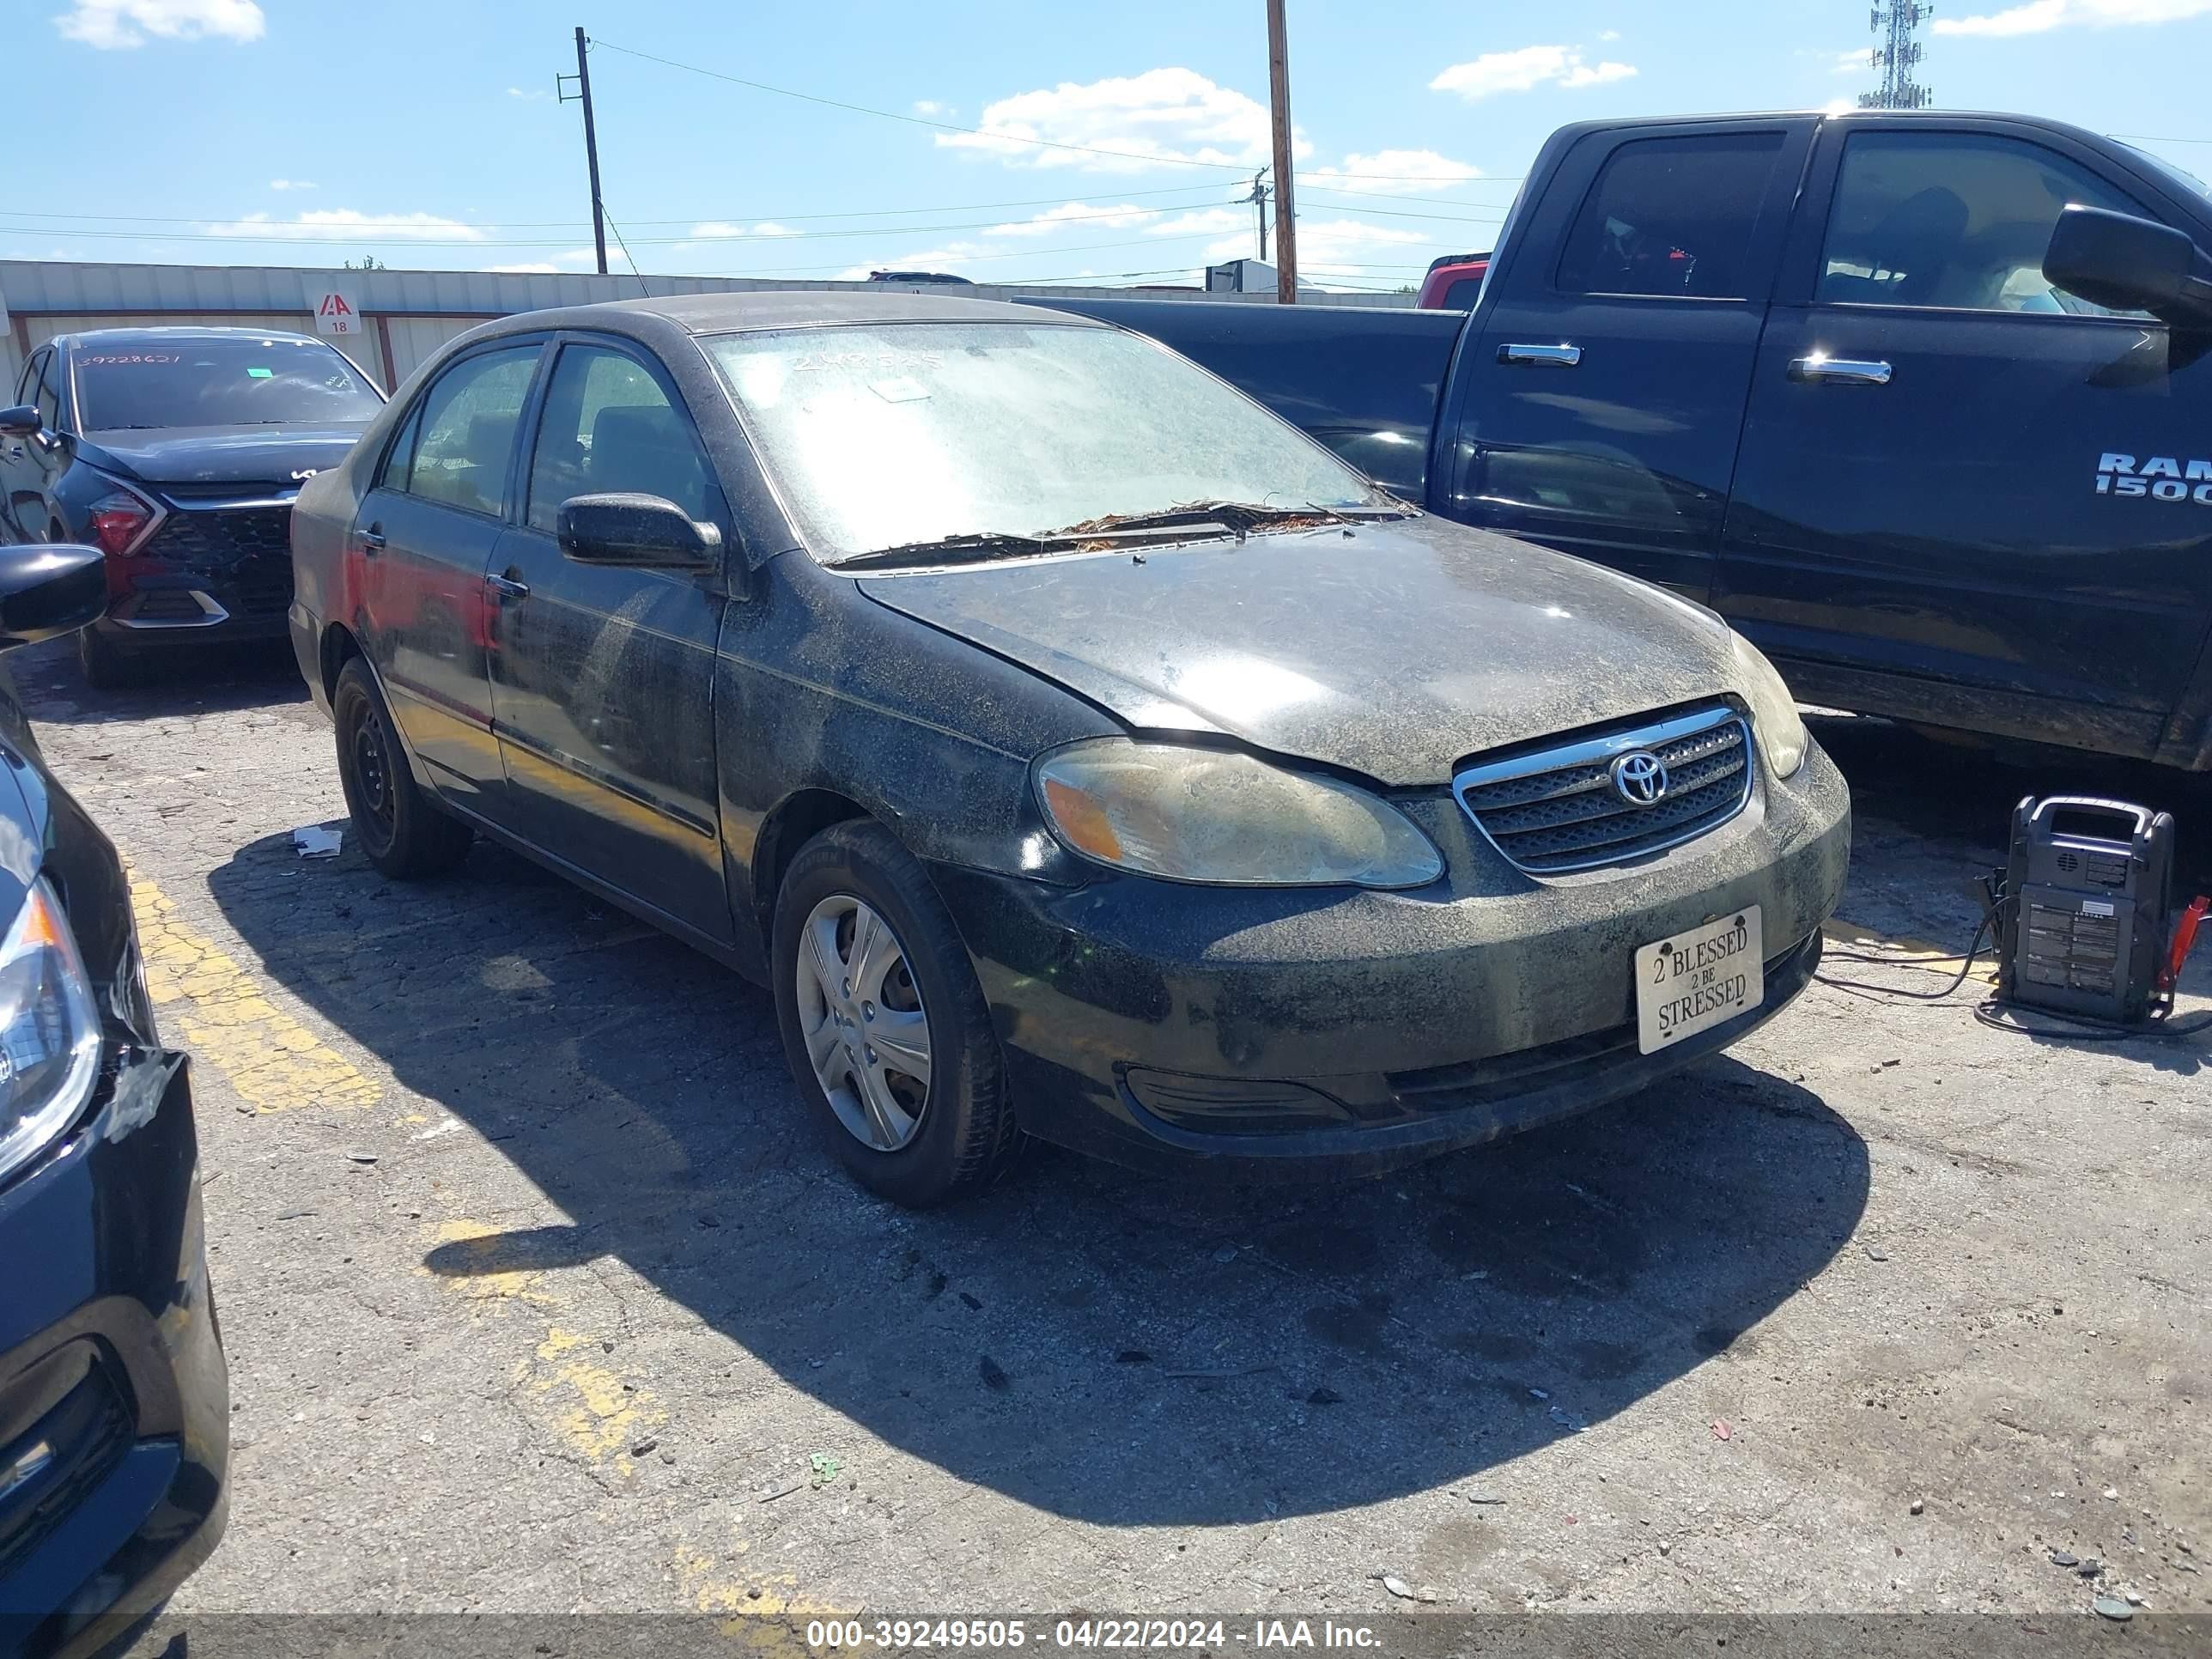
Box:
(1635, 906), (1764, 1055)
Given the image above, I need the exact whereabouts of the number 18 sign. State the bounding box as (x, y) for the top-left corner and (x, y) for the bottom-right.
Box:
(313, 289), (361, 337)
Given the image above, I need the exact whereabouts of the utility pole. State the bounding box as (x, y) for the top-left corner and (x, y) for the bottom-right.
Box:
(557, 26), (610, 274)
(1242, 169), (1272, 262)
(1265, 0), (1297, 302)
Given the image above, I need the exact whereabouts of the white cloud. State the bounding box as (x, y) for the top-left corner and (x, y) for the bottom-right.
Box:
(268, 177), (317, 191)
(1430, 44), (1638, 100)
(1832, 46), (1872, 73)
(689, 221), (805, 240)
(913, 99), (945, 116)
(1598, 27), (1622, 40)
(1305, 149), (1482, 195)
(1149, 206), (1256, 239)
(53, 0), (262, 47)
(208, 210), (485, 243)
(1937, 0), (2211, 31)
(507, 85), (551, 101)
(936, 68), (1307, 172)
(985, 202), (1164, 237)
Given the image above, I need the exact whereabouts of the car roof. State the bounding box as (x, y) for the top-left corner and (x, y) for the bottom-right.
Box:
(473, 289), (1103, 342)
(52, 325), (333, 350)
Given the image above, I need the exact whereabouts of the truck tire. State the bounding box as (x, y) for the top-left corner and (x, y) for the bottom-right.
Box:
(771, 819), (1020, 1207)
(331, 657), (473, 879)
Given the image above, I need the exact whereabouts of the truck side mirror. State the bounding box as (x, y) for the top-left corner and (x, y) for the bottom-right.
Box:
(0, 545), (108, 651)
(2044, 205), (2212, 325)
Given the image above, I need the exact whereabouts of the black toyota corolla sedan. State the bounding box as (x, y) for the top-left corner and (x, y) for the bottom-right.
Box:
(289, 292), (1850, 1207)
(0, 546), (227, 1653)
(0, 326), (385, 687)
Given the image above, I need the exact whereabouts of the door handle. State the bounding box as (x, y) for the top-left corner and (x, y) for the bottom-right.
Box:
(358, 524), (386, 554)
(1498, 343), (1583, 368)
(3, 445), (21, 460)
(485, 573), (531, 601)
(1790, 356), (1892, 386)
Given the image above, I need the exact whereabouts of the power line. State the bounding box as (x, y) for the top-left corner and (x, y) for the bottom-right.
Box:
(593, 37), (1258, 173)
(0, 183), (1239, 234)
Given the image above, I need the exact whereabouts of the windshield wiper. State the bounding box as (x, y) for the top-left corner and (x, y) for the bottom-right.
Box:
(1057, 500), (1407, 539)
(835, 518), (1255, 571)
(832, 531), (1064, 572)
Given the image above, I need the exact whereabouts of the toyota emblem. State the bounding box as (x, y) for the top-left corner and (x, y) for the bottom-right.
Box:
(1610, 750), (1668, 807)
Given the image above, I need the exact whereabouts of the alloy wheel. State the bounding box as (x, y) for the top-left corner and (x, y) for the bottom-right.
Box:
(794, 894), (933, 1152)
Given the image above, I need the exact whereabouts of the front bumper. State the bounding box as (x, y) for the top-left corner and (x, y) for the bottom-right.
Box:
(931, 741), (1851, 1176)
(0, 1049), (228, 1658)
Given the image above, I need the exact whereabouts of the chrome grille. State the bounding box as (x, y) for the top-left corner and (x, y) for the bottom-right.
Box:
(1453, 705), (1754, 875)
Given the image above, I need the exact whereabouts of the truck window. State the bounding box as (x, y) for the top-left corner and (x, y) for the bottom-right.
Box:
(1818, 131), (2154, 317)
(1555, 132), (1785, 300)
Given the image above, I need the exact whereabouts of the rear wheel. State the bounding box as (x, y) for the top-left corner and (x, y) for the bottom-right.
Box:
(331, 657), (473, 878)
(771, 819), (1019, 1206)
(76, 625), (145, 690)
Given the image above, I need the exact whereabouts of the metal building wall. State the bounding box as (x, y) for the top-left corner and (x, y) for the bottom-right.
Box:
(0, 258), (1417, 391)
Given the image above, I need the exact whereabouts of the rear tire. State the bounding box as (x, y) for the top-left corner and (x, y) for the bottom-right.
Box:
(331, 657), (473, 879)
(76, 626), (145, 690)
(771, 819), (1020, 1206)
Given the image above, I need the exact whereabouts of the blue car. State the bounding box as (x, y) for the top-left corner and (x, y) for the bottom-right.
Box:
(0, 544), (228, 1655)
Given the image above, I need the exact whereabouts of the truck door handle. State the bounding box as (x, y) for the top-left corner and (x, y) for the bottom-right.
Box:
(1790, 356), (1892, 386)
(358, 524), (386, 554)
(1498, 343), (1583, 368)
(485, 573), (531, 601)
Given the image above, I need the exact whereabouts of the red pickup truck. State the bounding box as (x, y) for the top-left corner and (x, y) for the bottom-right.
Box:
(1415, 251), (1490, 308)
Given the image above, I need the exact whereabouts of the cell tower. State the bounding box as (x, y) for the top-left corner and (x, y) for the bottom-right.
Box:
(1860, 2), (1934, 109)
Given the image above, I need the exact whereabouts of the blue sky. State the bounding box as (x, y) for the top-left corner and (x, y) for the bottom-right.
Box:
(5, 0), (2205, 290)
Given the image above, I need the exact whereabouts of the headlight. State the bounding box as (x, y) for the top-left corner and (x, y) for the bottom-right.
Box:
(1033, 739), (1443, 890)
(1729, 632), (1808, 780)
(0, 879), (105, 1184)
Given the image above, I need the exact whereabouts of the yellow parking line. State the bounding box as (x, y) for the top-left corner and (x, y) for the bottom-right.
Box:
(130, 873), (382, 1113)
(126, 864), (835, 1616)
(1820, 916), (1977, 964)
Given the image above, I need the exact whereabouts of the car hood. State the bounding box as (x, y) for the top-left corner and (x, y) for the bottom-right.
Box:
(854, 514), (1741, 787)
(77, 423), (372, 488)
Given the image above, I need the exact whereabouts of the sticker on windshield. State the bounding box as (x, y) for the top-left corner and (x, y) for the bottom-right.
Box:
(247, 367), (274, 379)
(869, 376), (930, 404)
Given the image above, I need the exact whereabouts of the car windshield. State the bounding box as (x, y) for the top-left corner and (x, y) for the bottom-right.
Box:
(73, 337), (384, 432)
(704, 321), (1391, 562)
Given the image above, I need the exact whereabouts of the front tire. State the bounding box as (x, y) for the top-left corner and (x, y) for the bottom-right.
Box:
(771, 819), (1019, 1206)
(331, 657), (473, 879)
(76, 625), (145, 690)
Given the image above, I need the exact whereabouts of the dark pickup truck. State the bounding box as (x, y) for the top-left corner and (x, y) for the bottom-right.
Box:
(1039, 110), (2212, 770)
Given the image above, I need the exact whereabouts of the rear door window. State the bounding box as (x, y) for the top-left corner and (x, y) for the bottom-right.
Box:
(1818, 130), (2154, 316)
(33, 352), (61, 431)
(399, 346), (542, 519)
(1556, 132), (1787, 300)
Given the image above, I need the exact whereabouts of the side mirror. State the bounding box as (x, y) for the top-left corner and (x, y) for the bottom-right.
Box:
(0, 405), (44, 441)
(2044, 205), (2212, 325)
(0, 545), (108, 651)
(556, 492), (721, 569)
